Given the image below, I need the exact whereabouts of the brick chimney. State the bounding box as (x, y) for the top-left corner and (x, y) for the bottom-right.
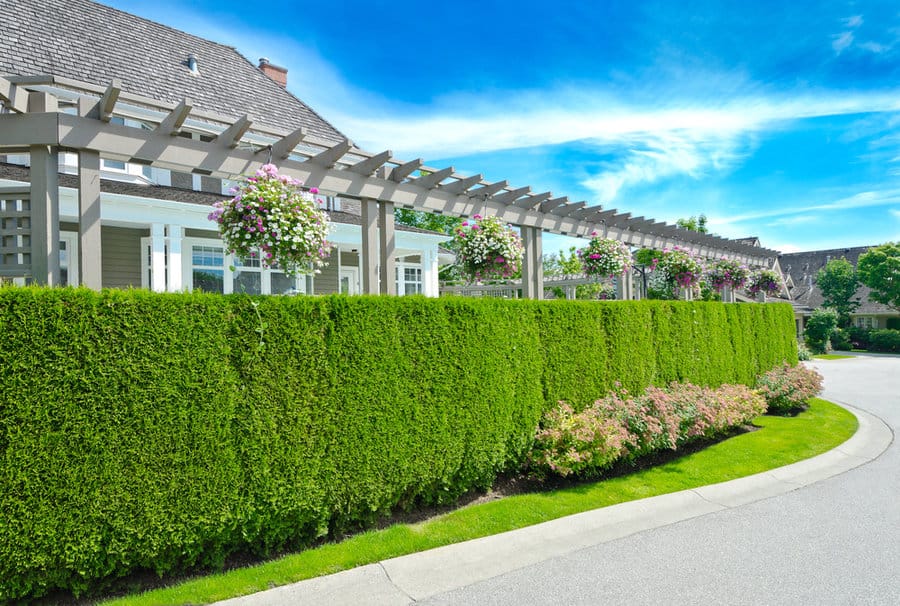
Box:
(258, 57), (287, 87)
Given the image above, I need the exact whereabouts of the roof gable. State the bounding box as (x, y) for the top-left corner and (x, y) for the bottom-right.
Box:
(1, 0), (345, 141)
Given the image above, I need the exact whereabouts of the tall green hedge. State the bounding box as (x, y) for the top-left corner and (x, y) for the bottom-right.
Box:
(0, 288), (796, 600)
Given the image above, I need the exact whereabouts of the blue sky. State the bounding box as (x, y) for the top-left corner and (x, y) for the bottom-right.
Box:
(104, 0), (900, 253)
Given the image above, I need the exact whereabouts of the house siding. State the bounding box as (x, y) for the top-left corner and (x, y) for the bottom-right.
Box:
(101, 227), (146, 288)
(315, 253), (340, 294)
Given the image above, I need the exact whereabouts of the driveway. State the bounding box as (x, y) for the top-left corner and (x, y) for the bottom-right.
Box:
(418, 355), (899, 605)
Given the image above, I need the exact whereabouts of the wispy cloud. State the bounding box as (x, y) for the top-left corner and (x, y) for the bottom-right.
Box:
(709, 190), (900, 228)
(832, 31), (855, 54)
(891, 208), (900, 220)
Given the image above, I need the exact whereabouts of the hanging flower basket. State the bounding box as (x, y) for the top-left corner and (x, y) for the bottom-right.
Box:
(705, 258), (750, 291)
(453, 214), (524, 282)
(577, 233), (632, 278)
(746, 269), (782, 297)
(656, 247), (704, 289)
(208, 164), (331, 275)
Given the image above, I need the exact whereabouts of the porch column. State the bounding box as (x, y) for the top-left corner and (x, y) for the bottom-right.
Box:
(29, 144), (60, 286)
(379, 200), (396, 295)
(78, 150), (102, 289)
(521, 226), (544, 300)
(166, 225), (183, 292)
(150, 223), (166, 292)
(360, 198), (379, 294)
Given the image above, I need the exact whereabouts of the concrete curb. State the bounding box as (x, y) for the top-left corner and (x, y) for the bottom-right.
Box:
(215, 403), (892, 606)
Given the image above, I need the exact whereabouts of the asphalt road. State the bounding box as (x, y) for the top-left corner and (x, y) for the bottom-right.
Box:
(419, 355), (900, 606)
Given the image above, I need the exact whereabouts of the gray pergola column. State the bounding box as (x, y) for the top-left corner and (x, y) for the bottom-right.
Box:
(360, 198), (379, 294)
(29, 144), (60, 286)
(378, 200), (396, 295)
(615, 267), (635, 300)
(521, 226), (544, 300)
(78, 150), (102, 289)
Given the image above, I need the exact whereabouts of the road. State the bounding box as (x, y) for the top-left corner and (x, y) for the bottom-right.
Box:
(419, 355), (900, 605)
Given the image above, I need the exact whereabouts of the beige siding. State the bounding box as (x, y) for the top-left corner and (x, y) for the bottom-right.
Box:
(101, 226), (146, 289)
(185, 228), (220, 239)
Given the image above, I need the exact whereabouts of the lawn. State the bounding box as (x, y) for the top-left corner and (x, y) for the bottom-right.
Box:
(814, 354), (854, 360)
(101, 397), (856, 606)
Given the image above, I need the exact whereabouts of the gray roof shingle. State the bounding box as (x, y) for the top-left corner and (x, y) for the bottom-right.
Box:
(780, 246), (896, 315)
(1, 0), (345, 141)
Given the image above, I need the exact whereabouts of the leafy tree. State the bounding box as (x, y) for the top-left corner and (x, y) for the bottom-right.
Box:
(804, 307), (839, 354)
(676, 214), (708, 233)
(857, 242), (900, 311)
(816, 258), (859, 327)
(394, 209), (462, 235)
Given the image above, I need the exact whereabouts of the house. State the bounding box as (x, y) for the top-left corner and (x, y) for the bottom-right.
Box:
(780, 246), (900, 334)
(0, 0), (451, 296)
(2, 1), (779, 300)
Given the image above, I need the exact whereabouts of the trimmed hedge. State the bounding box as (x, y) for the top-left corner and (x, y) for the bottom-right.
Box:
(0, 289), (796, 600)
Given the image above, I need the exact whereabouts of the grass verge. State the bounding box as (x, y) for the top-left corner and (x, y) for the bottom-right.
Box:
(102, 398), (857, 606)
(814, 354), (855, 360)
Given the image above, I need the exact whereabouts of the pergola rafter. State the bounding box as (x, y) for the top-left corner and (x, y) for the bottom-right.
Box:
(0, 75), (779, 296)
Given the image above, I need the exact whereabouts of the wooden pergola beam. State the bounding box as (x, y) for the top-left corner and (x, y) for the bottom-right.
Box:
(469, 180), (508, 198)
(553, 201), (587, 216)
(514, 191), (551, 210)
(389, 158), (423, 182)
(349, 149), (392, 176)
(441, 173), (482, 195)
(215, 114), (253, 148)
(411, 166), (454, 190)
(154, 98), (193, 136)
(308, 138), (352, 168)
(98, 79), (122, 122)
(268, 126), (308, 160)
(0, 75), (29, 113)
(539, 196), (568, 213)
(491, 186), (531, 205)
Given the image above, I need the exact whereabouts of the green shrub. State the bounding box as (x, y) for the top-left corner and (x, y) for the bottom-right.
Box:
(830, 327), (852, 351)
(805, 308), (839, 353)
(847, 325), (872, 350)
(755, 362), (824, 414)
(0, 288), (796, 601)
(868, 329), (900, 353)
(797, 343), (812, 361)
(530, 382), (766, 478)
(887, 317), (900, 331)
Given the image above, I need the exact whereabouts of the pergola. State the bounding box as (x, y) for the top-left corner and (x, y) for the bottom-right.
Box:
(0, 76), (779, 298)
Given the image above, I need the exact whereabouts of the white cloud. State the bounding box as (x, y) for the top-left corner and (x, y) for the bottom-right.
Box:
(844, 15), (864, 28)
(709, 190), (900, 228)
(891, 209), (900, 220)
(832, 31), (855, 54)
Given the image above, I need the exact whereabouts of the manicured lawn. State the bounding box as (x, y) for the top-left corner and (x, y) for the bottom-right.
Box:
(102, 398), (856, 606)
(814, 354), (854, 360)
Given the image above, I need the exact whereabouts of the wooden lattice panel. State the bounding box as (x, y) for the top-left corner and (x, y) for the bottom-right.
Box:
(0, 193), (32, 277)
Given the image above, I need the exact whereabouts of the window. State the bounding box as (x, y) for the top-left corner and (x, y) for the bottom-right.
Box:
(855, 316), (875, 329)
(192, 245), (224, 293)
(397, 265), (422, 295)
(232, 254), (262, 294)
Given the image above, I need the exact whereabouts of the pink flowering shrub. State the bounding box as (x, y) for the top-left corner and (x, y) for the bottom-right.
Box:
(531, 382), (766, 478)
(208, 164), (331, 274)
(755, 362), (823, 414)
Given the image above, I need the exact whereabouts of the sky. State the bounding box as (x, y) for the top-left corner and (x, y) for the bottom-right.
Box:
(103, 0), (900, 254)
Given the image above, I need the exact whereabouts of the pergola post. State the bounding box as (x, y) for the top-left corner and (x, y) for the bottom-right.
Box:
(722, 285), (735, 303)
(149, 223), (166, 292)
(360, 198), (379, 294)
(521, 226), (543, 300)
(166, 225), (183, 292)
(379, 200), (396, 295)
(29, 144), (60, 286)
(616, 267), (635, 300)
(78, 150), (102, 289)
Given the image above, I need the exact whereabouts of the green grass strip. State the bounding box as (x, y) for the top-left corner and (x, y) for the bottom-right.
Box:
(814, 354), (855, 360)
(102, 398), (857, 606)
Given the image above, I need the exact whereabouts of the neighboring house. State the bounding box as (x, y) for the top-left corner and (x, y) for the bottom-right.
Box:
(780, 246), (900, 334)
(0, 0), (450, 296)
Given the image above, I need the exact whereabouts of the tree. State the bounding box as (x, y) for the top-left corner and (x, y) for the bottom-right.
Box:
(804, 308), (839, 354)
(543, 247), (613, 300)
(857, 242), (900, 311)
(676, 214), (708, 233)
(816, 258), (859, 327)
(394, 208), (462, 235)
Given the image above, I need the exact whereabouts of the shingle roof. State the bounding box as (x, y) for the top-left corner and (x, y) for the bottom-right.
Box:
(779, 246), (896, 315)
(1, 0), (345, 141)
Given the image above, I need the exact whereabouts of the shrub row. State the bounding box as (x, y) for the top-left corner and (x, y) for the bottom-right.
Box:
(530, 382), (767, 478)
(833, 326), (900, 353)
(0, 288), (797, 600)
(755, 362), (824, 414)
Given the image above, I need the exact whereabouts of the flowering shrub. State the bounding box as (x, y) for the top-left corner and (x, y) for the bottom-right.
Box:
(705, 258), (750, 291)
(656, 247), (704, 289)
(453, 214), (524, 282)
(755, 362), (823, 414)
(208, 164), (330, 275)
(746, 269), (782, 297)
(530, 381), (766, 478)
(577, 234), (632, 277)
